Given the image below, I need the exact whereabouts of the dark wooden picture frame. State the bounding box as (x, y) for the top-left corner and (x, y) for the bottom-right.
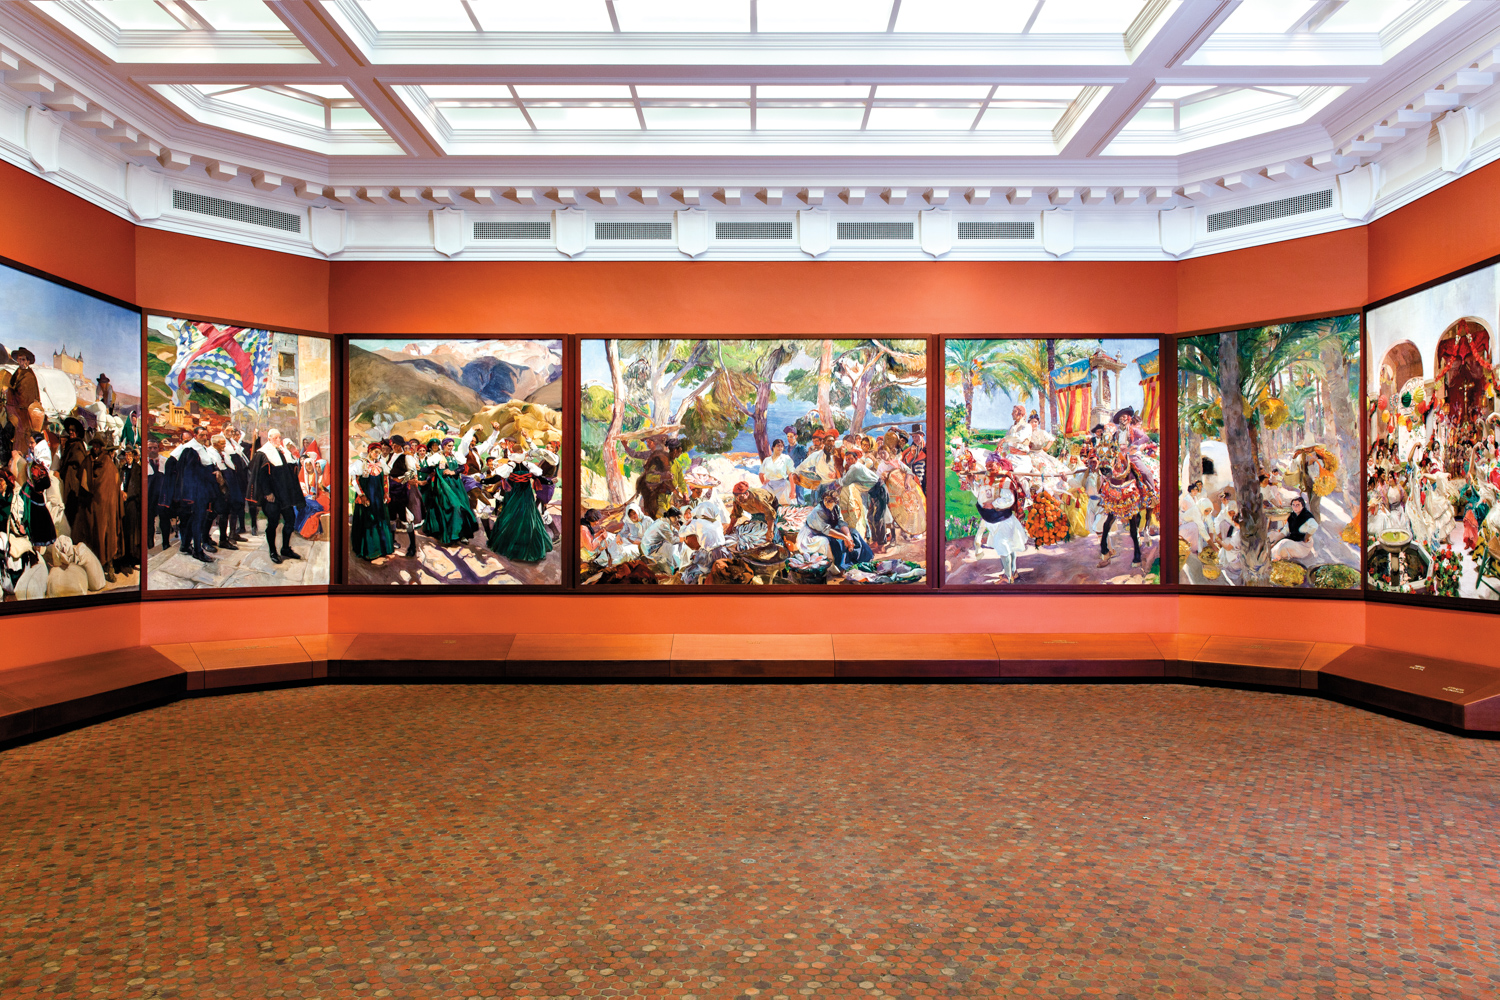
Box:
(138, 309), (338, 602)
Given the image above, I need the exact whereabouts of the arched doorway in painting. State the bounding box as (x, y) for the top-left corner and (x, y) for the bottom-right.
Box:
(1434, 319), (1493, 425)
(1379, 341), (1422, 403)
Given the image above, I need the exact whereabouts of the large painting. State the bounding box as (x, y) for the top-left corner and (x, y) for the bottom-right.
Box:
(145, 317), (331, 590)
(1176, 316), (1361, 590)
(1366, 263), (1500, 600)
(580, 339), (929, 586)
(345, 338), (563, 586)
(944, 338), (1162, 585)
(1, 262), (141, 603)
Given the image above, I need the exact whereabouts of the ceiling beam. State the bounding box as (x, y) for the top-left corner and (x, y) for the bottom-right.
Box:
(264, 0), (441, 159)
(1055, 0), (1243, 158)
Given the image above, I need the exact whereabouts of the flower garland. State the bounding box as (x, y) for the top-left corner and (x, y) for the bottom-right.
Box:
(1431, 543), (1462, 597)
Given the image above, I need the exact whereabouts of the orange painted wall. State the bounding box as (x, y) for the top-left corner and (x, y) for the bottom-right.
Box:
(0, 161), (134, 302)
(135, 228), (329, 332)
(330, 260), (1177, 335)
(1176, 228), (1368, 333)
(11, 159), (1500, 660)
(1368, 157), (1500, 302)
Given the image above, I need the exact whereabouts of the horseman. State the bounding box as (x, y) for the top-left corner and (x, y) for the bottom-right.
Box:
(96, 373), (116, 415)
(1097, 445), (1147, 569)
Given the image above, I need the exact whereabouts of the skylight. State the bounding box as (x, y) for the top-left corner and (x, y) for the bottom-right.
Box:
(1106, 85), (1349, 156)
(151, 83), (401, 155)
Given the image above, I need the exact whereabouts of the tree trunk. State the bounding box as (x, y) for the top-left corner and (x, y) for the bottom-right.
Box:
(962, 377), (975, 432)
(1219, 329), (1269, 585)
(816, 340), (837, 430)
(651, 340), (709, 426)
(1046, 340), (1058, 431)
(602, 340), (628, 504)
(1320, 341), (1358, 496)
(1181, 371), (1201, 488)
(850, 354), (880, 436)
(751, 343), (794, 459)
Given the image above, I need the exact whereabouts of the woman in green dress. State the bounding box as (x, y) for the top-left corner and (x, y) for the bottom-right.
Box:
(425, 436), (479, 546)
(486, 442), (553, 563)
(350, 442), (395, 561)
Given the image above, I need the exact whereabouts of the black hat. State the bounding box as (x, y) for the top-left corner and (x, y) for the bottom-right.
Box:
(97, 373), (109, 383)
(62, 416), (85, 437)
(911, 424), (924, 433)
(389, 434), (406, 447)
(1113, 406), (1136, 423)
(13, 347), (34, 363)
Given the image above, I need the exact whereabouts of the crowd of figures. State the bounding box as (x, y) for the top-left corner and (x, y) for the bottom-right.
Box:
(2, 347), (140, 599)
(581, 423), (928, 585)
(950, 406), (1160, 583)
(348, 424), (560, 569)
(147, 424), (330, 566)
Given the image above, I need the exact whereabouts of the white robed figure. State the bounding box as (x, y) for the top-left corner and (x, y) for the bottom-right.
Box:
(1005, 411), (1071, 485)
(975, 479), (1028, 581)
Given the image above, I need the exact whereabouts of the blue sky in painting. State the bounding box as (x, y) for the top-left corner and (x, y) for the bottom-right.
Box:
(0, 262), (139, 382)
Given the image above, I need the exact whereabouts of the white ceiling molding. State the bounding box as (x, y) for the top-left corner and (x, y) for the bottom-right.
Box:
(798, 209), (831, 258)
(310, 204), (346, 257)
(675, 209), (708, 258)
(0, 2), (1499, 261)
(918, 209), (953, 259)
(431, 206), (464, 257)
(554, 207), (586, 257)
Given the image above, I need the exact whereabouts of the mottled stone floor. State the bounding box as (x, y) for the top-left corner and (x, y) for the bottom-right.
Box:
(1, 684), (1497, 999)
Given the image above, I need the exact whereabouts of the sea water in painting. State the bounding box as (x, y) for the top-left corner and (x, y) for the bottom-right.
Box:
(944, 338), (1162, 585)
(145, 317), (331, 590)
(0, 262), (141, 602)
(580, 339), (928, 585)
(1177, 316), (1362, 590)
(1366, 263), (1500, 599)
(345, 338), (563, 586)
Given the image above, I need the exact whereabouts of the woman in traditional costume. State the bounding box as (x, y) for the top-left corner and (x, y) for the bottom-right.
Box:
(486, 442), (553, 564)
(806, 483), (873, 572)
(351, 442), (395, 562)
(1009, 411), (1071, 483)
(759, 438), (796, 504)
(424, 437), (479, 546)
(1271, 495), (1318, 563)
(21, 459), (55, 546)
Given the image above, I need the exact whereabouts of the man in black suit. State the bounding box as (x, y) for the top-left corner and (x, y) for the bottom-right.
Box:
(248, 428), (303, 565)
(385, 435), (424, 559)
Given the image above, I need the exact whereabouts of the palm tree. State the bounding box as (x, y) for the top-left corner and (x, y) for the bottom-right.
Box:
(994, 340), (1050, 419)
(944, 340), (1005, 432)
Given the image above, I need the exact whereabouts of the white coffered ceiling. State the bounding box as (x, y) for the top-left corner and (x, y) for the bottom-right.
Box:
(1, 1), (1499, 261)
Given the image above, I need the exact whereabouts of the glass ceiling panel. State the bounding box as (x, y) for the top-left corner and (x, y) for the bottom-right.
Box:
(359, 0), (475, 31)
(217, 88), (328, 127)
(1314, 0), (1444, 32)
(756, 0), (894, 32)
(876, 85), (992, 99)
(181, 0), (287, 31)
(757, 85), (871, 98)
(893, 0), (1033, 33)
(439, 106), (530, 129)
(755, 107), (866, 129)
(526, 106), (642, 129)
(465, 0), (615, 32)
(642, 106), (751, 129)
(635, 86), (752, 98)
(84, 0), (187, 30)
(1028, 0), (1148, 34)
(1212, 0), (1318, 33)
(612, 0), (751, 32)
(512, 85), (635, 98)
(976, 106), (1068, 130)
(866, 106), (981, 130)
(422, 85), (517, 99)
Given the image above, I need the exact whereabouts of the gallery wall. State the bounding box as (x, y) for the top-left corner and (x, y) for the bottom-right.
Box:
(4, 158), (1500, 670)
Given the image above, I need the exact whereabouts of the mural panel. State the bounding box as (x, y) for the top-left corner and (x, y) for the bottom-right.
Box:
(145, 317), (331, 590)
(1176, 316), (1362, 590)
(580, 339), (929, 586)
(1366, 264), (1500, 599)
(345, 338), (563, 586)
(944, 338), (1162, 585)
(1, 262), (142, 603)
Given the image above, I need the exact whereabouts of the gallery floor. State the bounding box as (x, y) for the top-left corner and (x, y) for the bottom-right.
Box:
(1, 684), (1496, 1000)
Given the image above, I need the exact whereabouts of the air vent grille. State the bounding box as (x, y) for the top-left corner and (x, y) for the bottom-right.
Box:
(1207, 189), (1333, 233)
(172, 190), (300, 233)
(715, 221), (794, 240)
(595, 221), (673, 240)
(836, 221), (915, 240)
(473, 220), (551, 240)
(957, 221), (1036, 240)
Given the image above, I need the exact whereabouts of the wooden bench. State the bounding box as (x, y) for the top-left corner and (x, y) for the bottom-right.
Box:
(3, 632), (1499, 743)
